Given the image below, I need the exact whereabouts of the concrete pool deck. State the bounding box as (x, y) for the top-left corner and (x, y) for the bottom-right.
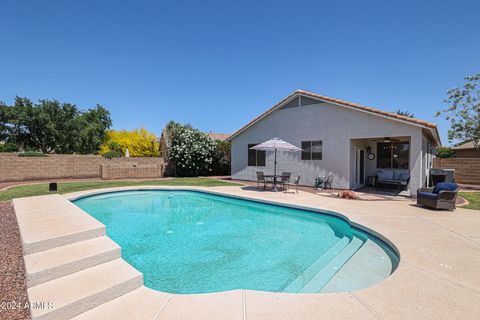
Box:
(12, 185), (480, 319)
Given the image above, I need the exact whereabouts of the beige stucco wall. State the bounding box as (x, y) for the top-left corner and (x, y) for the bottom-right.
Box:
(231, 100), (432, 195)
(0, 154), (164, 182)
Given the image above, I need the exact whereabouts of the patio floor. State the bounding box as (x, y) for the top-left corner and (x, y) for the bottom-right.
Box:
(12, 185), (480, 319)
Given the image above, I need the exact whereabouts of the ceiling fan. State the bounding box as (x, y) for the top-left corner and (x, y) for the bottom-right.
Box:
(377, 137), (402, 143)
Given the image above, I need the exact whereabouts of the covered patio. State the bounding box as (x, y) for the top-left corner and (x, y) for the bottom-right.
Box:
(350, 135), (427, 197)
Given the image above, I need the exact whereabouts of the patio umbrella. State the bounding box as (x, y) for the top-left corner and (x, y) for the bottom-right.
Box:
(250, 138), (302, 190)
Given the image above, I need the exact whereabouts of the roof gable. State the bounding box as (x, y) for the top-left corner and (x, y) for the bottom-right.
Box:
(227, 89), (440, 145)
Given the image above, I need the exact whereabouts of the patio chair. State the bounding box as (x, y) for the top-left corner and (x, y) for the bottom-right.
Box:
(280, 172), (291, 190)
(284, 176), (301, 193)
(314, 175), (326, 190)
(323, 175), (334, 190)
(417, 182), (459, 210)
(256, 171), (268, 190)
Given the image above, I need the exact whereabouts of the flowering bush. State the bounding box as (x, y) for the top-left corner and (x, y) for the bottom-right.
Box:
(99, 128), (159, 157)
(167, 124), (217, 177)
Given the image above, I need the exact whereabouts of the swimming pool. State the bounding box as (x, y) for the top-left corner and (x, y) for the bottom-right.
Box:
(73, 190), (399, 294)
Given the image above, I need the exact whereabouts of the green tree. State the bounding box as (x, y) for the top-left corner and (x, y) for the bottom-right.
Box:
(1, 101), (20, 151)
(211, 140), (231, 175)
(102, 141), (123, 159)
(435, 146), (455, 158)
(436, 73), (480, 147)
(0, 102), (8, 141)
(0, 97), (111, 154)
(76, 105), (112, 154)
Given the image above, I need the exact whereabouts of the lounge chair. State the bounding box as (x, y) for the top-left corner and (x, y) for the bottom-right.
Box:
(284, 176), (301, 193)
(417, 182), (459, 210)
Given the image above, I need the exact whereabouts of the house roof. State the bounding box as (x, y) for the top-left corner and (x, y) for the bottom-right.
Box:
(452, 141), (478, 150)
(207, 133), (231, 141)
(227, 89), (441, 145)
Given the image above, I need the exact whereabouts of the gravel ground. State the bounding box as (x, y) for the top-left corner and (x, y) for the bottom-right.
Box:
(0, 201), (30, 320)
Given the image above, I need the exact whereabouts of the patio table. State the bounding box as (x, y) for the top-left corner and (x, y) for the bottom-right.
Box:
(264, 174), (282, 192)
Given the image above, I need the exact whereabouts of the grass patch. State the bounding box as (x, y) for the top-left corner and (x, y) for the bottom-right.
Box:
(459, 192), (480, 210)
(0, 178), (241, 202)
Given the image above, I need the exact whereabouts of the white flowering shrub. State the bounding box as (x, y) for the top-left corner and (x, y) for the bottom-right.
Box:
(167, 125), (217, 177)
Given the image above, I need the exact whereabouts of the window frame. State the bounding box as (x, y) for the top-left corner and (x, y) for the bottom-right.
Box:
(301, 140), (323, 160)
(376, 141), (410, 169)
(247, 143), (266, 167)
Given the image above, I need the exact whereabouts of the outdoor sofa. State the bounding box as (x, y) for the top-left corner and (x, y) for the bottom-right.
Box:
(417, 182), (459, 210)
(376, 170), (410, 191)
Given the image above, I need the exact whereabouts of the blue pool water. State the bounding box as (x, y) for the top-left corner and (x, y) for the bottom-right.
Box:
(73, 190), (398, 294)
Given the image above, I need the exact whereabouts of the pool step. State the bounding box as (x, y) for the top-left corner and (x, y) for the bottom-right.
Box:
(13, 195), (106, 254)
(320, 239), (399, 293)
(298, 236), (365, 293)
(25, 236), (121, 288)
(283, 236), (350, 292)
(28, 258), (143, 320)
(71, 287), (171, 320)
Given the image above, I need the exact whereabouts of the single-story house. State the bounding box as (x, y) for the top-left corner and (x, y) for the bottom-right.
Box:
(227, 89), (441, 196)
(207, 132), (231, 141)
(452, 141), (480, 158)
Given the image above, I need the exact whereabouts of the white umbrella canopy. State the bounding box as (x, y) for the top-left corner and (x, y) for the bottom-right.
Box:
(250, 137), (302, 152)
(250, 138), (302, 191)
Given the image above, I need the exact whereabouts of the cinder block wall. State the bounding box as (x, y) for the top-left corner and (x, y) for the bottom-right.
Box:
(0, 154), (164, 182)
(433, 158), (480, 184)
(101, 164), (163, 179)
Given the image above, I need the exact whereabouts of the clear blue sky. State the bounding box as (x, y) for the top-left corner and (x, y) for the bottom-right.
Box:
(1, 0), (479, 146)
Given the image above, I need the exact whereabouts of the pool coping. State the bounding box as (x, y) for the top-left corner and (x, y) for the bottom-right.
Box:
(14, 185), (480, 319)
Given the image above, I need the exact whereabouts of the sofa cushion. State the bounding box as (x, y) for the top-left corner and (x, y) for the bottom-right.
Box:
(418, 191), (439, 200)
(377, 170), (394, 180)
(394, 171), (410, 181)
(433, 182), (459, 194)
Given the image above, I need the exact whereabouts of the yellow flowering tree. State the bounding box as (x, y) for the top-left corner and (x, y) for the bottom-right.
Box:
(99, 128), (159, 157)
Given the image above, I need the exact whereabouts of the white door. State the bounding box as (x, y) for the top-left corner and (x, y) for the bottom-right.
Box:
(354, 148), (366, 189)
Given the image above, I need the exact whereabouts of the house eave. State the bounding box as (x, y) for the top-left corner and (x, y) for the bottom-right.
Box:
(227, 90), (441, 146)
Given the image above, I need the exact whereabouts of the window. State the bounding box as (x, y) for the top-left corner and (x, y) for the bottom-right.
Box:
(301, 141), (322, 160)
(248, 144), (266, 166)
(377, 142), (410, 169)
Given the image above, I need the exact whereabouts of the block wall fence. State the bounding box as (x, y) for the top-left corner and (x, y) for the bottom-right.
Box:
(0, 153), (164, 182)
(433, 158), (480, 184)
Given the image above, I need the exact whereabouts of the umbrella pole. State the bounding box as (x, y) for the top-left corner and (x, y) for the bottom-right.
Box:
(274, 149), (277, 192)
